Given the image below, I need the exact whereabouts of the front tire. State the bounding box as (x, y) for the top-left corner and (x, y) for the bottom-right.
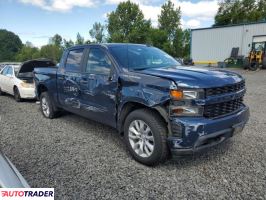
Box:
(14, 87), (22, 102)
(40, 92), (58, 119)
(124, 109), (169, 166)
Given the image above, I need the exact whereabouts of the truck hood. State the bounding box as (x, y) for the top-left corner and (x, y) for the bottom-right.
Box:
(139, 66), (243, 88)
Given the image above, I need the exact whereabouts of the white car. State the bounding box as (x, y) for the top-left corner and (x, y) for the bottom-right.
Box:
(0, 59), (55, 102)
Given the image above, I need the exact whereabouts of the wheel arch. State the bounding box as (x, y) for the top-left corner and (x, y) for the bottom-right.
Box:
(117, 101), (170, 136)
(37, 84), (48, 99)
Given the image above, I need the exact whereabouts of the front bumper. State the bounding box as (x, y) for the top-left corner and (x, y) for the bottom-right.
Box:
(167, 106), (250, 156)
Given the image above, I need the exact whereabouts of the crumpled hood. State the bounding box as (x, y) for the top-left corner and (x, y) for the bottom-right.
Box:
(140, 66), (244, 88)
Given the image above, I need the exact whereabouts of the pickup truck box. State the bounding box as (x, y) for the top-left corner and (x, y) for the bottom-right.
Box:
(34, 44), (250, 166)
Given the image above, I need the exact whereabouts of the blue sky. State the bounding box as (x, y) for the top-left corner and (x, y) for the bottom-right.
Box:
(0, 0), (218, 47)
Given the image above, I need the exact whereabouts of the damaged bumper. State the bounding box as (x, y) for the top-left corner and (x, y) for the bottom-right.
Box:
(167, 106), (250, 156)
(19, 87), (36, 99)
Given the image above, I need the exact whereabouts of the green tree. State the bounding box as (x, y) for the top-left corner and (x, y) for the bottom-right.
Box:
(214, 0), (266, 26)
(63, 39), (74, 49)
(158, 0), (181, 41)
(181, 29), (191, 58)
(75, 33), (84, 45)
(16, 45), (40, 61)
(107, 1), (151, 43)
(50, 34), (63, 47)
(39, 45), (62, 63)
(89, 22), (105, 43)
(157, 0), (183, 57)
(0, 29), (23, 62)
(148, 28), (168, 50)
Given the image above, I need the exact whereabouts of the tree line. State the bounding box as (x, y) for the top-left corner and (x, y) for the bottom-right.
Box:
(215, 0), (266, 26)
(1, 0), (266, 63)
(0, 0), (190, 63)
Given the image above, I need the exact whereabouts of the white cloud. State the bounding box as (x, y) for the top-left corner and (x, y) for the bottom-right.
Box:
(18, 0), (96, 12)
(139, 4), (161, 26)
(18, 0), (219, 28)
(175, 0), (219, 20)
(184, 19), (201, 29)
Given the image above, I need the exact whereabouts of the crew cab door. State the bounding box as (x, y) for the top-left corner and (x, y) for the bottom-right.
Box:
(57, 48), (85, 112)
(79, 47), (118, 127)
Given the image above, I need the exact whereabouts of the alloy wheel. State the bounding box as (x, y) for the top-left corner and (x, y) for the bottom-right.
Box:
(128, 120), (155, 158)
(41, 97), (50, 117)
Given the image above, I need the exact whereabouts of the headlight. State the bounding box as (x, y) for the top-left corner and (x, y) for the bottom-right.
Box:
(170, 89), (201, 100)
(170, 106), (203, 116)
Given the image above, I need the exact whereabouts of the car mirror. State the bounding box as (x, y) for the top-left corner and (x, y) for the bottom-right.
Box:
(6, 74), (12, 78)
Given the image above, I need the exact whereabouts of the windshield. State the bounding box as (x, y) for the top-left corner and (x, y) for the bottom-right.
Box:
(110, 45), (180, 70)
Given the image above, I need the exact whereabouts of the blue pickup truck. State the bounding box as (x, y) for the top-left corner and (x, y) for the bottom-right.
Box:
(34, 44), (249, 166)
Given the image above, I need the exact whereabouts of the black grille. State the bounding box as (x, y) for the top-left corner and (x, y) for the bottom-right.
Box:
(206, 81), (245, 96)
(204, 98), (243, 118)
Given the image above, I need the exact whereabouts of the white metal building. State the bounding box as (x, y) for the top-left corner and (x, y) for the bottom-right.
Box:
(191, 22), (266, 64)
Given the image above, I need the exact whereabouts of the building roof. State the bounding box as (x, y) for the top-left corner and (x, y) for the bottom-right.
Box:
(192, 21), (266, 32)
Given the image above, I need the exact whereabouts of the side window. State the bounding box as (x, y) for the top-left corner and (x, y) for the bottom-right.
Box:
(1, 67), (8, 75)
(7, 67), (13, 76)
(65, 49), (84, 72)
(86, 48), (112, 75)
(1, 66), (9, 75)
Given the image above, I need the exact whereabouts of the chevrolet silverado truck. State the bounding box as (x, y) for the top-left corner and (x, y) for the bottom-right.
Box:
(34, 44), (250, 166)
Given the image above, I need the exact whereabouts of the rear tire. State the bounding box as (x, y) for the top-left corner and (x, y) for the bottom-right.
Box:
(249, 61), (259, 71)
(40, 92), (59, 119)
(14, 87), (22, 102)
(124, 109), (169, 166)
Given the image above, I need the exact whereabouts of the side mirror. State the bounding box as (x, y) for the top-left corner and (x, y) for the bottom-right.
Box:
(6, 74), (12, 78)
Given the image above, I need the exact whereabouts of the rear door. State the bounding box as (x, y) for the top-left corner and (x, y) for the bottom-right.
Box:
(6, 66), (15, 93)
(57, 48), (85, 113)
(0, 66), (10, 93)
(79, 47), (118, 127)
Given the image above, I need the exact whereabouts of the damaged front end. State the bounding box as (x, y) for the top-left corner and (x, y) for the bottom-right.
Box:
(166, 81), (250, 156)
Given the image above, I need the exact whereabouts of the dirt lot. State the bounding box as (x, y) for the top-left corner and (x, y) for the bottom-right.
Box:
(0, 69), (265, 200)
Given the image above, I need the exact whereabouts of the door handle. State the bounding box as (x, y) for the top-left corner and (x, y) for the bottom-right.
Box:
(80, 80), (88, 84)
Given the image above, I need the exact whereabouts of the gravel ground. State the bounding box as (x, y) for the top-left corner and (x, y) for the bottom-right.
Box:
(0, 69), (265, 200)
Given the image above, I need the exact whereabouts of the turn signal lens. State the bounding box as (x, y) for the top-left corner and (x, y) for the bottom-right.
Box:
(170, 90), (183, 100)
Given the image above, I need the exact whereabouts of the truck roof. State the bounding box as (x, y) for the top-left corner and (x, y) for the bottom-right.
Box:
(67, 43), (149, 51)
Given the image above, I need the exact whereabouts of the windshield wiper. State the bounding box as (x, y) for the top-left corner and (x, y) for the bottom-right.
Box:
(133, 67), (149, 71)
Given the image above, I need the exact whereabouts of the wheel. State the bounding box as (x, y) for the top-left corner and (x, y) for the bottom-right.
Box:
(40, 92), (59, 119)
(243, 57), (249, 69)
(124, 109), (169, 166)
(249, 61), (259, 71)
(14, 87), (22, 102)
(262, 56), (266, 69)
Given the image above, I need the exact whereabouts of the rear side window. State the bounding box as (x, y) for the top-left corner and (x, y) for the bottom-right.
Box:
(1, 66), (9, 75)
(7, 67), (13, 76)
(65, 49), (84, 72)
